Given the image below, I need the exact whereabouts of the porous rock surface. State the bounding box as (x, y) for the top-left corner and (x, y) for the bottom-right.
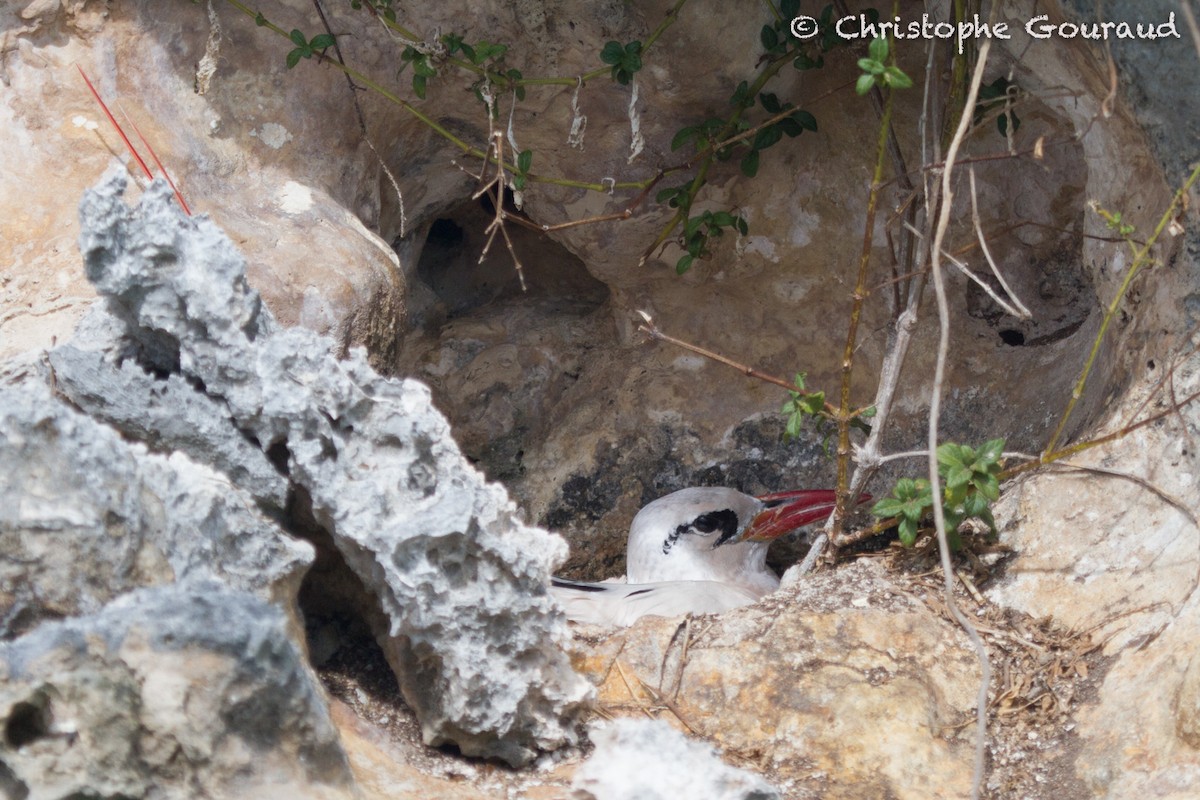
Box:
(0, 580), (353, 799)
(52, 166), (591, 766)
(0, 378), (312, 638)
(570, 718), (780, 800)
(2, 165), (592, 796)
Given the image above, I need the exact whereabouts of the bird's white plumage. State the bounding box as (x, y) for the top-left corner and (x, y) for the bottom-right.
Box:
(551, 487), (779, 627)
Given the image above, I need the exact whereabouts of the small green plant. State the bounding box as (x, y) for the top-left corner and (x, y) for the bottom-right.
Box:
(600, 40), (643, 85)
(871, 439), (1005, 548)
(398, 45), (437, 98)
(283, 29), (335, 69)
(1096, 205), (1136, 237)
(781, 373), (826, 441)
(512, 148), (533, 191)
(855, 37), (913, 95)
(673, 210), (748, 274)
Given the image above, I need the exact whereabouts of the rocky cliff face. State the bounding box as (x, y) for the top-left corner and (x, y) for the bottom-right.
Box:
(2, 0), (1199, 797)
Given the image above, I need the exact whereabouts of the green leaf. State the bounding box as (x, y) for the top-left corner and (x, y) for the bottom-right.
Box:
(676, 253), (695, 274)
(898, 516), (918, 546)
(413, 59), (436, 77)
(289, 29), (307, 47)
(944, 482), (968, 509)
(779, 118), (803, 137)
(945, 464), (971, 489)
(735, 217), (748, 235)
(785, 412), (803, 440)
(855, 74), (876, 95)
(868, 36), (888, 62)
(753, 126), (783, 150)
(858, 58), (886, 75)
(979, 438), (1006, 464)
(760, 92), (782, 114)
(254, 12), (267, 26)
(963, 492), (990, 518)
(512, 174), (526, 191)
(761, 25), (779, 51)
(710, 211), (735, 227)
(740, 149), (760, 177)
(793, 53), (822, 70)
(792, 110), (818, 131)
(460, 42), (477, 62)
(884, 66), (914, 89)
(286, 49), (303, 69)
(978, 473), (1001, 502)
(517, 149), (532, 174)
(310, 33), (335, 50)
(625, 40), (642, 55)
(872, 497), (904, 518)
(412, 74), (427, 99)
(937, 443), (964, 469)
(600, 41), (624, 65)
(671, 126), (697, 151)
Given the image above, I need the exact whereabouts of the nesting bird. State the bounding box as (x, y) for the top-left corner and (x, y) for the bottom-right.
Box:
(551, 487), (842, 627)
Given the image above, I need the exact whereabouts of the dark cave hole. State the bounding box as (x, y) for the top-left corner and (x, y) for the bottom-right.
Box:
(286, 488), (408, 727)
(427, 217), (464, 248)
(999, 329), (1026, 346)
(414, 191), (607, 319)
(4, 697), (50, 749)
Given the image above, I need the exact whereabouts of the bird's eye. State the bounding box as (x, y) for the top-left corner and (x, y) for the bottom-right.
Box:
(692, 513), (719, 533)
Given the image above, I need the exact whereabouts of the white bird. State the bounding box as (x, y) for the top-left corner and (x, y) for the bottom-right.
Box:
(551, 486), (844, 627)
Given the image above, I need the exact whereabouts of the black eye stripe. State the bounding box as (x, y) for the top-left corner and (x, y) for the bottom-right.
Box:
(662, 508), (741, 554)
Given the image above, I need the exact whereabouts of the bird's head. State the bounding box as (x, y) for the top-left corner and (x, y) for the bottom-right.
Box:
(624, 486), (842, 586)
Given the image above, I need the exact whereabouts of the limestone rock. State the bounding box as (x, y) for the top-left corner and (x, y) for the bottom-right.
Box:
(68, 167), (591, 764)
(48, 305), (290, 510)
(571, 718), (779, 800)
(569, 561), (979, 799)
(0, 580), (354, 800)
(0, 380), (311, 639)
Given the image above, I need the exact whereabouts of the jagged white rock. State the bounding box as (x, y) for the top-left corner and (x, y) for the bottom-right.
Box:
(71, 167), (591, 764)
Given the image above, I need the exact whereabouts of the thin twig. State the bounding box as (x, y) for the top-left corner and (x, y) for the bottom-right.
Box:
(635, 311), (838, 414)
(928, 36), (994, 800)
(902, 220), (1026, 318)
(614, 660), (656, 721)
(969, 167), (1030, 317)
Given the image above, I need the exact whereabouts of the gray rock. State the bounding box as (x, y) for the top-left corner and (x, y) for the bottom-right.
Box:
(571, 718), (779, 800)
(69, 167), (591, 764)
(0, 579), (353, 799)
(0, 380), (312, 639)
(48, 305), (289, 509)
